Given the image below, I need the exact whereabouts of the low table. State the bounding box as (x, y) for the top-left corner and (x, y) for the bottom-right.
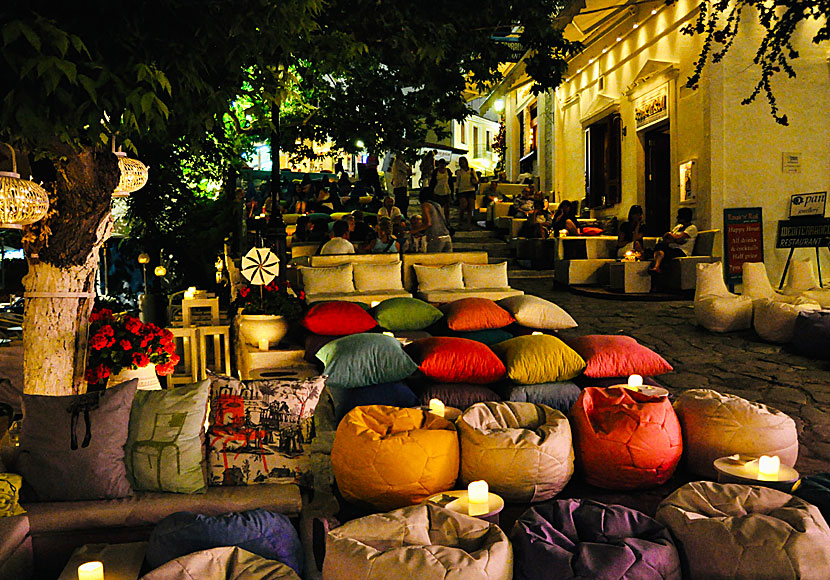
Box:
(59, 542), (147, 580)
(609, 260), (652, 293)
(425, 490), (505, 526)
(713, 455), (799, 492)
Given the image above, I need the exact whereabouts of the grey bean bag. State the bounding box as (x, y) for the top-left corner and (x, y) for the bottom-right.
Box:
(512, 499), (681, 580)
(140, 546), (300, 580)
(673, 389), (798, 478)
(323, 504), (511, 580)
(458, 401), (574, 502)
(656, 481), (830, 580)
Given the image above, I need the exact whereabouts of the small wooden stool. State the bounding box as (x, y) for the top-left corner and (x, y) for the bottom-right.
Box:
(165, 327), (199, 388)
(181, 297), (220, 327)
(197, 325), (231, 379)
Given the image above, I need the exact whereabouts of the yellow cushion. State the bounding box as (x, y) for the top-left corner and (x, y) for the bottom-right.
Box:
(491, 335), (586, 385)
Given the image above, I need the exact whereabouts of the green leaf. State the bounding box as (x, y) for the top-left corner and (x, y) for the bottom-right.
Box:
(78, 74), (98, 102)
(54, 59), (77, 83)
(17, 22), (40, 51)
(52, 29), (69, 57)
(1, 22), (22, 46)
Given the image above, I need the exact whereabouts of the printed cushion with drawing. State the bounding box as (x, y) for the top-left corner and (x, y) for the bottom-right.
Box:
(206, 373), (325, 487)
(0, 473), (25, 516)
(125, 380), (210, 494)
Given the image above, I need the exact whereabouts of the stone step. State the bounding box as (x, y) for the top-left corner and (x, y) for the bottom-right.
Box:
(508, 269), (556, 279)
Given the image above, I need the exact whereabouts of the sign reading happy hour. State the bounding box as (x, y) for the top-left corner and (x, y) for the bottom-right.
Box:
(723, 207), (764, 286)
(634, 85), (668, 130)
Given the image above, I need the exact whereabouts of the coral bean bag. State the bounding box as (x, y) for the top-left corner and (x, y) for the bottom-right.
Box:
(673, 389), (798, 478)
(656, 481), (830, 580)
(458, 401), (574, 502)
(330, 406), (459, 510)
(323, 504), (512, 580)
(570, 387), (682, 490)
(512, 499), (681, 580)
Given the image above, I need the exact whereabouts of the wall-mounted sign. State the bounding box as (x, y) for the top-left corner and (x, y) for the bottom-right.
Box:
(776, 218), (830, 249)
(679, 159), (696, 203)
(634, 85), (668, 130)
(723, 207), (764, 287)
(789, 191), (826, 218)
(782, 152), (801, 173)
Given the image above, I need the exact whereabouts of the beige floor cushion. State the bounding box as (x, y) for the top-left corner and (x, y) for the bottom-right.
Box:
(753, 297), (820, 343)
(140, 546), (300, 580)
(694, 262), (752, 333)
(673, 389), (798, 478)
(323, 504), (512, 580)
(458, 401), (574, 502)
(656, 481), (830, 580)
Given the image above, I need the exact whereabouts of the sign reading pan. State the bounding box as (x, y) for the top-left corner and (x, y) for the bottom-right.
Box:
(776, 218), (830, 249)
(789, 191), (826, 218)
(634, 85), (668, 130)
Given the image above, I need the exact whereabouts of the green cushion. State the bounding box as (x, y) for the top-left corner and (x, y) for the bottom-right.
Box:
(317, 333), (419, 389)
(491, 335), (586, 385)
(371, 297), (443, 331)
(125, 380), (210, 493)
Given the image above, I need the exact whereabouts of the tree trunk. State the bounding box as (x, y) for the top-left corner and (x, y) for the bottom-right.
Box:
(22, 146), (118, 395)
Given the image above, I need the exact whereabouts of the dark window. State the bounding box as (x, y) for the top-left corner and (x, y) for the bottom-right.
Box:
(585, 113), (621, 208)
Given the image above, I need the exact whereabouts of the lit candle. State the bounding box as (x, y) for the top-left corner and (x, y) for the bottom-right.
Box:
(428, 398), (445, 418)
(626, 374), (644, 391)
(258, 338), (269, 351)
(467, 480), (489, 516)
(383, 332), (394, 337)
(371, 301), (380, 307)
(559, 229), (568, 237)
(758, 455), (780, 476)
(531, 331), (543, 336)
(78, 561), (104, 580)
(184, 286), (196, 300)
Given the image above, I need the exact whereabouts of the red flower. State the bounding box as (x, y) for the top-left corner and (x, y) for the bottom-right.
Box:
(125, 317), (143, 335)
(299, 290), (306, 300)
(89, 333), (110, 351)
(132, 353), (150, 368)
(239, 286), (250, 298)
(99, 324), (114, 337)
(90, 309), (113, 323)
(119, 339), (132, 351)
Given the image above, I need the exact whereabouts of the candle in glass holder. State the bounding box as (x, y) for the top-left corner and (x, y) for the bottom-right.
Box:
(559, 229), (568, 237)
(467, 480), (489, 516)
(428, 398), (445, 418)
(184, 286), (197, 300)
(758, 455), (780, 476)
(78, 561), (104, 580)
(625, 374), (643, 391)
(258, 338), (269, 351)
(531, 331), (543, 335)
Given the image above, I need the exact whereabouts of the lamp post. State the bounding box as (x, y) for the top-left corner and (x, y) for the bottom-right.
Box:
(137, 253), (150, 294)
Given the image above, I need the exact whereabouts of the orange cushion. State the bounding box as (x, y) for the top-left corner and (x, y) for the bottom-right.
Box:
(405, 337), (506, 384)
(570, 387), (682, 490)
(301, 301), (377, 336)
(443, 298), (515, 332)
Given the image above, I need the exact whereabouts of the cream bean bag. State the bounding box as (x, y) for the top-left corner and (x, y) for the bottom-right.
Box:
(753, 297), (820, 343)
(331, 405), (459, 510)
(656, 481), (830, 580)
(458, 401), (573, 502)
(323, 504), (512, 580)
(673, 389), (798, 478)
(741, 262), (804, 304)
(783, 259), (830, 307)
(694, 262), (752, 332)
(140, 546), (300, 580)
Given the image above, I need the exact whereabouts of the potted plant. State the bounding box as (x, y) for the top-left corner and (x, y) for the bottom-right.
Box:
(234, 280), (306, 348)
(85, 309), (180, 390)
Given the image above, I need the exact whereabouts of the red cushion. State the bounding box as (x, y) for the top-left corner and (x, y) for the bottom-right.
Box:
(565, 335), (673, 377)
(300, 301), (377, 336)
(580, 226), (604, 236)
(443, 298), (515, 332)
(405, 337), (506, 384)
(570, 387), (682, 489)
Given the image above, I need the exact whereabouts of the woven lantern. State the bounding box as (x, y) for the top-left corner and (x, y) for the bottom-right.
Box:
(0, 144), (50, 229)
(112, 151), (149, 198)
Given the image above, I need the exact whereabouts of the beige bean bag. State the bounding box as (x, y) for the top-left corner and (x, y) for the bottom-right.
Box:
(457, 401), (573, 502)
(753, 297), (820, 343)
(323, 504), (512, 580)
(782, 259), (830, 307)
(741, 262), (805, 304)
(140, 546), (300, 580)
(656, 481), (830, 580)
(694, 262), (752, 332)
(673, 389), (798, 478)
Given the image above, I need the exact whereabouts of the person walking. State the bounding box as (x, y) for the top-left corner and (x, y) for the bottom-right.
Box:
(411, 189), (453, 252)
(455, 156), (478, 230)
(429, 158), (453, 222)
(391, 154), (413, 218)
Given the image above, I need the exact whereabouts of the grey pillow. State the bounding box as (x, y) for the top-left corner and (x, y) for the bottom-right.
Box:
(18, 379), (138, 501)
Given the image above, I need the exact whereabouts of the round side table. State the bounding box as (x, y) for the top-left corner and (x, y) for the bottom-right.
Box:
(426, 490), (505, 526)
(713, 455), (799, 492)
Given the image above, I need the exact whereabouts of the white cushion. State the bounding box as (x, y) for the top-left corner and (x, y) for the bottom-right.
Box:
(741, 262), (776, 300)
(694, 262), (753, 332)
(462, 262), (509, 289)
(413, 263), (463, 291)
(753, 298), (820, 343)
(695, 261), (731, 299)
(497, 295), (577, 330)
(787, 259), (819, 292)
(300, 263), (354, 295)
(353, 261), (404, 292)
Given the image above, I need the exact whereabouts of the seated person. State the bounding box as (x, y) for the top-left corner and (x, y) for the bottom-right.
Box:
(349, 210), (371, 243)
(391, 214), (406, 240)
(483, 180), (502, 205)
(551, 200), (580, 236)
(378, 196), (403, 221)
(320, 219), (356, 255)
(511, 185), (538, 217)
(617, 204), (646, 258)
(649, 207), (697, 273)
(518, 199), (552, 239)
(362, 217), (401, 254)
(402, 215), (428, 253)
(291, 215), (312, 244)
(308, 218), (330, 242)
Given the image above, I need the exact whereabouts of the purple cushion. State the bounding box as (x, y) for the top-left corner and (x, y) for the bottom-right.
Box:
(407, 378), (502, 409)
(17, 379), (138, 501)
(511, 499), (681, 580)
(791, 310), (830, 360)
(328, 382), (419, 421)
(501, 381), (581, 414)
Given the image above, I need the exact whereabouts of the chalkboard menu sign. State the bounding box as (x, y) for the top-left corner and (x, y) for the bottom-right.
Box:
(724, 207), (764, 287)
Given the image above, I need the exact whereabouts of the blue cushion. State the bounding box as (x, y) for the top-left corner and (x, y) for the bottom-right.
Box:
(502, 381), (581, 414)
(452, 328), (514, 346)
(328, 382), (419, 421)
(317, 333), (419, 389)
(146, 509), (303, 574)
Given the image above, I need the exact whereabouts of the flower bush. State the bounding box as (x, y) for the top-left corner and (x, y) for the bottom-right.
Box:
(234, 280), (306, 320)
(84, 309), (180, 385)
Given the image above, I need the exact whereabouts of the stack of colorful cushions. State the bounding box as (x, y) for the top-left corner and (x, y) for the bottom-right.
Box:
(302, 301), (378, 364)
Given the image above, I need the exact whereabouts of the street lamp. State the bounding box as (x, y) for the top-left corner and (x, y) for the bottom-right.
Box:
(137, 253), (150, 294)
(494, 99), (505, 113)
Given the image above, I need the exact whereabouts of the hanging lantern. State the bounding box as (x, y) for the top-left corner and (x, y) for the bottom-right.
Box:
(0, 144), (50, 229)
(112, 151), (149, 198)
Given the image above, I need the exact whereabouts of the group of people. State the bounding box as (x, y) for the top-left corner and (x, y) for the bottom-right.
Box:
(616, 204), (698, 273)
(420, 152), (481, 231)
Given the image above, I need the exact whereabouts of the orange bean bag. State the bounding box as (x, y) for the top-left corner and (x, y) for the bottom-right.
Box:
(331, 405), (459, 510)
(570, 387), (682, 490)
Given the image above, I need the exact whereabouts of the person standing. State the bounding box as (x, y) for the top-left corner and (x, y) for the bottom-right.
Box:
(429, 159), (453, 222)
(391, 154), (413, 217)
(411, 189), (453, 252)
(419, 150), (435, 189)
(455, 156), (478, 230)
(365, 153), (382, 199)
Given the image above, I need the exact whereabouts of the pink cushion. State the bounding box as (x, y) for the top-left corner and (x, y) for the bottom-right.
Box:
(565, 335), (673, 378)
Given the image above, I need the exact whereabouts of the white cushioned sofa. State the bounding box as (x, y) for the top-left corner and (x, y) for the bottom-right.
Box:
(402, 252), (523, 302)
(297, 254), (412, 304)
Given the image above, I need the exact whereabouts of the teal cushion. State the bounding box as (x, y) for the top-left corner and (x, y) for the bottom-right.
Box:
(452, 328), (514, 346)
(125, 380), (210, 493)
(316, 333), (419, 389)
(371, 297), (443, 331)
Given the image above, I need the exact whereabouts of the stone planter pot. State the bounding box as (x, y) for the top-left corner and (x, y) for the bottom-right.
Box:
(238, 314), (290, 349)
(109, 364), (162, 390)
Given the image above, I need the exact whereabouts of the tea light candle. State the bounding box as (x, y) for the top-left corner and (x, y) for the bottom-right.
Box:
(559, 229), (568, 237)
(78, 561), (104, 580)
(371, 301), (380, 307)
(532, 331), (543, 335)
(383, 332), (394, 337)
(258, 338), (269, 351)
(626, 374), (644, 390)
(184, 286), (197, 300)
(758, 455), (780, 476)
(428, 398), (445, 418)
(467, 480), (489, 516)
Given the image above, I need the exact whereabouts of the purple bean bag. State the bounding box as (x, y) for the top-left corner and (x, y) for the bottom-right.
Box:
(511, 499), (681, 580)
(791, 310), (830, 360)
